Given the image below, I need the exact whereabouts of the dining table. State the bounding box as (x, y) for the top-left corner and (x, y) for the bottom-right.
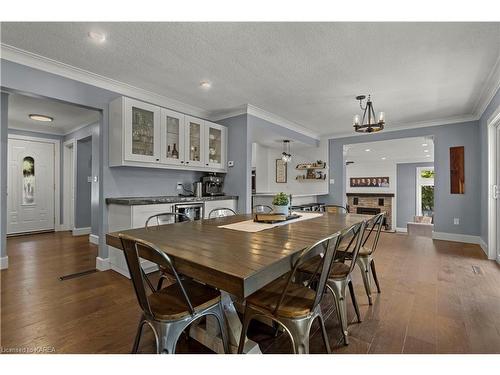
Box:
(106, 211), (373, 353)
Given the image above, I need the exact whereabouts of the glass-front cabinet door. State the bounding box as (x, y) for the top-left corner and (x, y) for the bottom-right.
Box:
(184, 116), (205, 167)
(123, 98), (161, 163)
(160, 108), (185, 166)
(204, 121), (226, 170)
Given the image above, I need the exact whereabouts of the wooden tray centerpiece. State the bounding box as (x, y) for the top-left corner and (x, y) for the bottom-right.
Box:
(253, 213), (302, 224)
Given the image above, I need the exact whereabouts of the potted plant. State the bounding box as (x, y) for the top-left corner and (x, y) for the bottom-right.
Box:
(272, 192), (290, 216)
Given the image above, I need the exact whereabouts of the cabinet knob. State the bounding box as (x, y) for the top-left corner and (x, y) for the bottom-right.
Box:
(186, 161), (189, 164)
(206, 163), (209, 166)
(181, 161), (184, 163)
(156, 158), (159, 161)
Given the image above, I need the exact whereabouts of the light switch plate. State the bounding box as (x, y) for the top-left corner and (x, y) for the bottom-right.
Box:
(453, 217), (460, 225)
(87, 176), (92, 183)
(329, 179), (335, 184)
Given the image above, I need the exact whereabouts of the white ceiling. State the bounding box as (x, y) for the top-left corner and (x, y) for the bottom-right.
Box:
(344, 136), (434, 164)
(8, 93), (100, 135)
(1, 22), (499, 136)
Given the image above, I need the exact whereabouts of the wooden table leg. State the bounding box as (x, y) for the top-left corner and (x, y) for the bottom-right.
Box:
(189, 292), (262, 354)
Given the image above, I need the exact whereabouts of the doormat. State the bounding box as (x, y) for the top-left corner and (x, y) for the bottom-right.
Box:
(59, 269), (97, 281)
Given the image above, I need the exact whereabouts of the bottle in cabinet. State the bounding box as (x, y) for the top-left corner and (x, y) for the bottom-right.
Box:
(172, 143), (179, 159)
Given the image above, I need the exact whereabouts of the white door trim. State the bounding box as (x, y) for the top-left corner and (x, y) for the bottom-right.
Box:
(487, 105), (500, 262)
(7, 134), (61, 231)
(63, 139), (76, 231)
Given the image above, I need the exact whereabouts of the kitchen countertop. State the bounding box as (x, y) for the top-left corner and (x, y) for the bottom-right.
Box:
(106, 195), (238, 206)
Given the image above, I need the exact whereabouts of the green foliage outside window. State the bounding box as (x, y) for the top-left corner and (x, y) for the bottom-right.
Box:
(421, 186), (434, 212)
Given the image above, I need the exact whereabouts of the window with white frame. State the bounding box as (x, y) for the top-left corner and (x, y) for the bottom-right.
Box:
(416, 166), (434, 218)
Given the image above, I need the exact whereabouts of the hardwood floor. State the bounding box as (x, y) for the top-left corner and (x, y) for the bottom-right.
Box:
(2, 231), (500, 354)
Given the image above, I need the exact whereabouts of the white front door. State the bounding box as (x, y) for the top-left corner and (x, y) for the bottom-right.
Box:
(7, 138), (55, 234)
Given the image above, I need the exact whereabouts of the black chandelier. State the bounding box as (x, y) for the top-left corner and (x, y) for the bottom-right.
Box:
(353, 95), (385, 133)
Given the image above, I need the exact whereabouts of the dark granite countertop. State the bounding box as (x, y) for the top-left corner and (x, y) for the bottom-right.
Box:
(106, 195), (238, 206)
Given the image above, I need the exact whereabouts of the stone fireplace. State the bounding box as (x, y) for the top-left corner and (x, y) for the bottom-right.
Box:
(346, 193), (394, 230)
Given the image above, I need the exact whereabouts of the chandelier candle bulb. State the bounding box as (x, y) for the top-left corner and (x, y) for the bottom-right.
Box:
(378, 112), (385, 122)
(353, 115), (361, 126)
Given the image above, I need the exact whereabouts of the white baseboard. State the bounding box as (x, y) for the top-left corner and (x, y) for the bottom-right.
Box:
(55, 224), (68, 232)
(72, 227), (91, 236)
(396, 227), (408, 233)
(432, 232), (480, 245)
(89, 234), (99, 245)
(96, 257), (110, 271)
(0, 256), (9, 270)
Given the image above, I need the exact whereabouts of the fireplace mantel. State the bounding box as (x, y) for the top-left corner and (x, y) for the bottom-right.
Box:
(346, 193), (395, 197)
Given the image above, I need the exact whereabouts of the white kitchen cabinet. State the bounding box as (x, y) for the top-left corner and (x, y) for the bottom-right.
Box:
(204, 121), (227, 170)
(160, 108), (186, 166)
(185, 115), (206, 168)
(110, 97), (227, 173)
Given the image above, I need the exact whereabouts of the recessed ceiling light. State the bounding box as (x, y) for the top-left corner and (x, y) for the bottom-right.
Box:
(365, 149), (371, 152)
(199, 80), (212, 90)
(381, 157), (387, 160)
(425, 154), (431, 157)
(88, 31), (106, 43)
(424, 149), (429, 153)
(29, 114), (53, 122)
(422, 143), (428, 147)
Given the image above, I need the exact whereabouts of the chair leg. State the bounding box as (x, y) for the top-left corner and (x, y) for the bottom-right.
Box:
(282, 318), (311, 354)
(357, 256), (373, 305)
(157, 276), (165, 291)
(327, 280), (349, 345)
(237, 309), (253, 354)
(317, 311), (331, 354)
(348, 280), (362, 323)
(131, 318), (146, 354)
(370, 260), (381, 293)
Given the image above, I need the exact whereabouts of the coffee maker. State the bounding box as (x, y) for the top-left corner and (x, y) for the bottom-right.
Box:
(201, 173), (225, 196)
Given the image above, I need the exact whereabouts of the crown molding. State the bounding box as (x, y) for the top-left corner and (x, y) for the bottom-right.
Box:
(472, 54), (500, 119)
(210, 104), (321, 140)
(322, 114), (478, 140)
(1, 44), (212, 119)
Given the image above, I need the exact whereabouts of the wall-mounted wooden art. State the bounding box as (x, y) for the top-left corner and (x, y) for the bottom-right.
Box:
(275, 159), (287, 183)
(450, 146), (465, 194)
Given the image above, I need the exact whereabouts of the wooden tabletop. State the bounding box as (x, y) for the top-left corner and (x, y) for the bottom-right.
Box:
(106, 213), (372, 299)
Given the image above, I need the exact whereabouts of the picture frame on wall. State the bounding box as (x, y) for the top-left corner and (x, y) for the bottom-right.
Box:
(276, 159), (287, 183)
(350, 176), (390, 187)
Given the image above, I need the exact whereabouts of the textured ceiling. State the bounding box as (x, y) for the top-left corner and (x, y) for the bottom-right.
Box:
(8, 93), (100, 135)
(344, 136), (434, 163)
(1, 22), (499, 136)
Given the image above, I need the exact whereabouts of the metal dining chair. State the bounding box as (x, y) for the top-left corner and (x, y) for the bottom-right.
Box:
(323, 204), (349, 213)
(208, 207), (236, 218)
(253, 204), (273, 213)
(145, 212), (191, 228)
(354, 212), (385, 305)
(298, 220), (366, 345)
(237, 232), (341, 354)
(145, 212), (192, 290)
(120, 234), (229, 354)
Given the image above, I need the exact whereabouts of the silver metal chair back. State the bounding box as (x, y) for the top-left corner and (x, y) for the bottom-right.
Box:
(253, 204), (273, 213)
(336, 220), (366, 274)
(145, 212), (191, 228)
(208, 207), (236, 218)
(119, 234), (194, 319)
(361, 212), (385, 255)
(273, 231), (341, 315)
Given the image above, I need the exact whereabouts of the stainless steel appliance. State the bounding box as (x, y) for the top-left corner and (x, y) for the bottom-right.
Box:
(173, 203), (204, 222)
(202, 174), (224, 196)
(193, 182), (203, 198)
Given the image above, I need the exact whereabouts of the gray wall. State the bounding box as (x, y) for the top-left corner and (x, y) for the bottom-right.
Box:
(218, 114), (251, 213)
(75, 136), (92, 228)
(65, 123), (100, 235)
(479, 87), (500, 245)
(325, 121), (481, 236)
(396, 162), (434, 228)
(0, 93), (8, 260)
